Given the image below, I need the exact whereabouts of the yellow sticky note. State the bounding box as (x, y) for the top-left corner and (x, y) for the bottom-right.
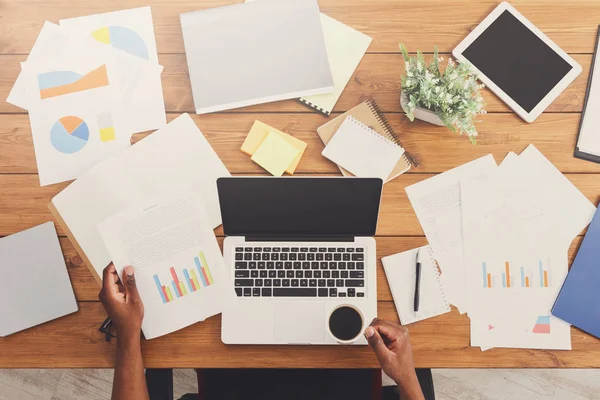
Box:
(251, 132), (301, 176)
(241, 120), (307, 174)
(99, 127), (116, 142)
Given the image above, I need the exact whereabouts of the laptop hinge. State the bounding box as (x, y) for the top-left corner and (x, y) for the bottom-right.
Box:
(245, 235), (355, 242)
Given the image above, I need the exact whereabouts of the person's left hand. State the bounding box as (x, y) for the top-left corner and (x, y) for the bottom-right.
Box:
(99, 264), (144, 340)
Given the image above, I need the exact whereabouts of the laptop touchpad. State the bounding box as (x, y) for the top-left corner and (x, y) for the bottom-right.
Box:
(274, 302), (326, 343)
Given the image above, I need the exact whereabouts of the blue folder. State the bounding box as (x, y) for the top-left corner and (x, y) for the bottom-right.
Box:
(552, 206), (600, 338)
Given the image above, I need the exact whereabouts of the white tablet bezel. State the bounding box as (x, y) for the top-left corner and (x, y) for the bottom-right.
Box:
(452, 2), (581, 123)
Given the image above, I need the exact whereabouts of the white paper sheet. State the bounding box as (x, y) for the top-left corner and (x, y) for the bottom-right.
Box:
(51, 114), (230, 278)
(405, 154), (498, 313)
(98, 197), (236, 339)
(382, 246), (450, 325)
(59, 6), (159, 63)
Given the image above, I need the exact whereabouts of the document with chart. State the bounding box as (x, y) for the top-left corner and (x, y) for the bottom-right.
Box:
(98, 197), (236, 339)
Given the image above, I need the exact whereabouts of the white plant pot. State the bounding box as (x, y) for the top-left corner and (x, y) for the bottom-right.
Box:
(401, 92), (445, 126)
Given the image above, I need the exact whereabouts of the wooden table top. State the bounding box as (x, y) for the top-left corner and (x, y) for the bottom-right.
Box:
(1, 0), (600, 369)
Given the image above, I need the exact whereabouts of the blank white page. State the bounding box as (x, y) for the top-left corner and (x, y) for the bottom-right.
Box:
(322, 116), (404, 181)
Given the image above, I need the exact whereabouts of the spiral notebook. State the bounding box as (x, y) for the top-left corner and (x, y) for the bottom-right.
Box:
(382, 246), (450, 325)
(322, 115), (405, 181)
(317, 100), (415, 182)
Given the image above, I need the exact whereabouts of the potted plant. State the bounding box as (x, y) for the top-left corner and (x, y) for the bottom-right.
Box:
(399, 44), (486, 143)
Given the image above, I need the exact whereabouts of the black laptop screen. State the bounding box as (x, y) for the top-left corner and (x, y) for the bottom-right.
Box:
(217, 178), (383, 237)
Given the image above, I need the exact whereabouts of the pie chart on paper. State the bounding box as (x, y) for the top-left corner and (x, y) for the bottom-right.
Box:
(91, 26), (149, 60)
(50, 116), (90, 154)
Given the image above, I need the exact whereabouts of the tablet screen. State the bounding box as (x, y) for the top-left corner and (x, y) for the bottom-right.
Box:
(462, 10), (573, 112)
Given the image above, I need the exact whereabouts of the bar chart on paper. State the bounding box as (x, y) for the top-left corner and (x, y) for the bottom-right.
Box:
(481, 259), (552, 290)
(153, 251), (215, 304)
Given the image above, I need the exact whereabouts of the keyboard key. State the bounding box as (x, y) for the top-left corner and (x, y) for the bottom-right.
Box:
(320, 262), (328, 269)
(318, 279), (326, 287)
(338, 292), (347, 297)
(276, 262), (284, 269)
(289, 253), (297, 261)
(262, 288), (272, 297)
(334, 254), (342, 261)
(253, 288), (260, 296)
(329, 288), (337, 297)
(254, 247), (261, 252)
(236, 247), (244, 251)
(328, 248), (336, 252)
(318, 288), (328, 297)
(235, 262), (248, 269)
(274, 279), (281, 287)
(298, 253), (306, 261)
(291, 279), (299, 287)
(293, 262), (301, 269)
(336, 279), (344, 287)
(278, 271), (285, 278)
(314, 271), (321, 278)
(311, 262), (319, 270)
(350, 271), (364, 279)
(329, 262), (337, 270)
(300, 247), (308, 252)
(253, 253), (261, 260)
(235, 288), (243, 297)
(260, 271), (267, 278)
(339, 262), (346, 270)
(281, 254), (288, 261)
(285, 262), (292, 269)
(245, 247), (252, 252)
(325, 253), (333, 261)
(348, 288), (356, 297)
(309, 247), (318, 252)
(272, 253), (279, 261)
(316, 253), (324, 261)
(264, 247), (271, 252)
(235, 271), (250, 278)
(341, 271), (349, 279)
(251, 271), (258, 278)
(357, 262), (364, 270)
(274, 288), (316, 297)
(235, 253), (243, 260)
(273, 247), (281, 252)
(295, 271), (303, 278)
(332, 271), (340, 279)
(255, 279), (263, 287)
(348, 262), (355, 270)
(282, 247), (290, 252)
(264, 279), (272, 286)
(352, 254), (364, 261)
(305, 271), (312, 278)
(309, 279), (317, 287)
(319, 247), (326, 252)
(307, 253), (315, 261)
(244, 253), (252, 261)
(283, 279), (290, 287)
(286, 271), (294, 278)
(249, 262), (257, 269)
(262, 253), (270, 261)
(345, 280), (364, 287)
(343, 254), (351, 261)
(302, 262), (310, 269)
(357, 292), (365, 298)
(327, 279), (335, 287)
(269, 271), (276, 278)
(291, 247), (299, 252)
(258, 262), (266, 269)
(244, 288), (251, 297)
(323, 271), (331, 278)
(337, 248), (345, 252)
(267, 262), (275, 269)
(347, 248), (355, 252)
(300, 279), (308, 287)
(356, 248), (364, 252)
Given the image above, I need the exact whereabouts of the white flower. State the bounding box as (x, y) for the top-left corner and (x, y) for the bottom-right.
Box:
(407, 71), (413, 77)
(405, 79), (412, 86)
(405, 62), (410, 71)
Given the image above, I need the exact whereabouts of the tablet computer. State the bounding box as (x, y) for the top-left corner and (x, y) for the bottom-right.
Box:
(453, 2), (581, 122)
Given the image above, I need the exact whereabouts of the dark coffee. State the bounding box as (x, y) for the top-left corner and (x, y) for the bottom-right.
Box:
(329, 306), (363, 342)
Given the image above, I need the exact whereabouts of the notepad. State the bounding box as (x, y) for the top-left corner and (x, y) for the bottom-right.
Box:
(251, 132), (301, 176)
(321, 116), (404, 181)
(382, 246), (450, 325)
(241, 120), (307, 174)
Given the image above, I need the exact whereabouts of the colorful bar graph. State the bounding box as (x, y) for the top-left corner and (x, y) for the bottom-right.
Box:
(154, 275), (167, 304)
(526, 277), (530, 287)
(482, 262), (488, 288)
(200, 252), (214, 285)
(544, 270), (549, 288)
(161, 286), (169, 303)
(183, 269), (194, 292)
(487, 273), (492, 288)
(172, 281), (181, 298)
(170, 267), (183, 297)
(191, 270), (201, 291)
(539, 260), (544, 287)
(505, 262), (511, 288)
(520, 267), (525, 287)
(502, 272), (507, 288)
(179, 281), (187, 296)
(165, 287), (173, 302)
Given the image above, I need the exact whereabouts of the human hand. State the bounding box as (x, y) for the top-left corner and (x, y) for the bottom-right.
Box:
(99, 264), (144, 340)
(365, 318), (422, 395)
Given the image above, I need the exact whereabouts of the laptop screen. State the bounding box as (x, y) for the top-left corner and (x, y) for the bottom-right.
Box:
(217, 177), (383, 237)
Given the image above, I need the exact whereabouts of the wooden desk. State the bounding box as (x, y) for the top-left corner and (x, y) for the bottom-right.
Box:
(1, 0), (600, 369)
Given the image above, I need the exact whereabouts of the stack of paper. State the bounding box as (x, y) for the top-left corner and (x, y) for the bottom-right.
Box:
(241, 120), (307, 176)
(6, 7), (166, 186)
(406, 145), (596, 351)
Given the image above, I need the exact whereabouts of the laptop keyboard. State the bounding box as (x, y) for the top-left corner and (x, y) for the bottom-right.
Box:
(233, 246), (366, 298)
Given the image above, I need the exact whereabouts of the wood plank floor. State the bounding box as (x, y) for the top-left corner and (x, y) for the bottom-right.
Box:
(1, 369), (599, 400)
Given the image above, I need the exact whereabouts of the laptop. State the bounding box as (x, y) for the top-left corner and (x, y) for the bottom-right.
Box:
(218, 177), (382, 345)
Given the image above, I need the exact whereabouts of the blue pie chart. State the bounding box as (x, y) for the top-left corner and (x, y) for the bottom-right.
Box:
(50, 116), (90, 154)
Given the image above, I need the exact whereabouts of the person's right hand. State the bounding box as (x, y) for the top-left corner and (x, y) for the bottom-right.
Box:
(99, 264), (144, 340)
(365, 318), (419, 387)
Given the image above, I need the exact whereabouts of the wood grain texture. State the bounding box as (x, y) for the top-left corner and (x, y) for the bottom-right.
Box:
(0, 53), (591, 114)
(1, 0), (600, 54)
(2, 113), (600, 175)
(1, 301), (599, 369)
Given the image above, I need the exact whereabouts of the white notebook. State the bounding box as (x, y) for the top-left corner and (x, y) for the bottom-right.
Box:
(180, 0), (333, 114)
(321, 116), (404, 181)
(382, 246), (450, 325)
